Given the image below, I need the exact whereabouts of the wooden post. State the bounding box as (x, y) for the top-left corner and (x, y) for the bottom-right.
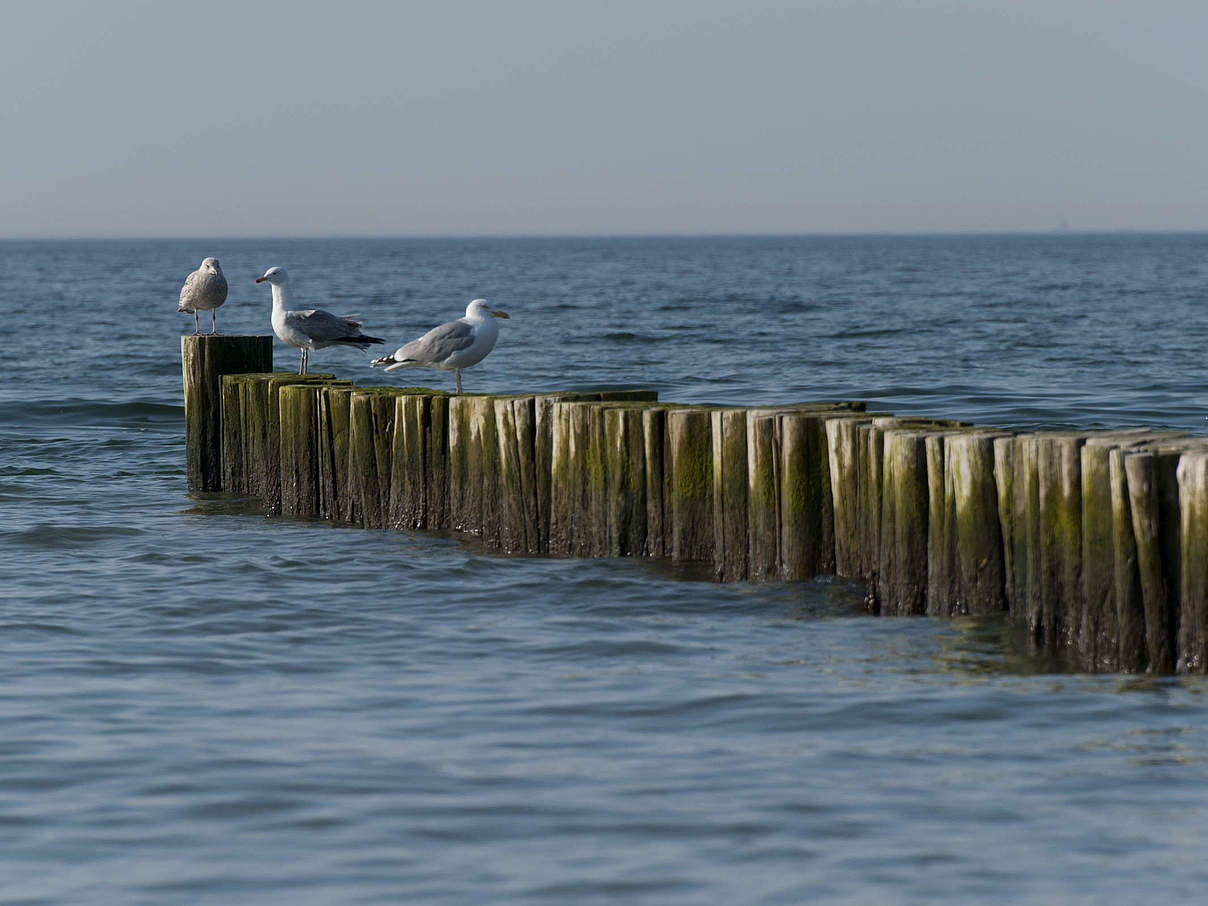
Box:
(549, 401), (604, 557)
(349, 388), (402, 529)
(388, 393), (430, 530)
(220, 372), (340, 511)
(712, 408), (749, 581)
(1036, 433), (1087, 649)
(924, 432), (953, 617)
(642, 407), (667, 558)
(779, 412), (836, 580)
(746, 413), (780, 582)
(856, 420), (886, 602)
(604, 405), (649, 558)
(1079, 431), (1155, 669)
(945, 431), (1008, 616)
(878, 428), (930, 615)
(993, 435), (1017, 617)
(1124, 448), (1181, 672)
(826, 417), (867, 578)
(1109, 446), (1145, 672)
(278, 383), (321, 518)
(182, 335), (272, 491)
(666, 408), (714, 563)
(317, 384), (354, 523)
(495, 396), (539, 553)
(1177, 448), (1208, 673)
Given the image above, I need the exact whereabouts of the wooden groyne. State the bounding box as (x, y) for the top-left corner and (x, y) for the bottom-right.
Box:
(182, 335), (1208, 674)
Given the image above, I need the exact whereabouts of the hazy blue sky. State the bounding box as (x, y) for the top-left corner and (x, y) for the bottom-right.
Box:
(3, 0), (1207, 236)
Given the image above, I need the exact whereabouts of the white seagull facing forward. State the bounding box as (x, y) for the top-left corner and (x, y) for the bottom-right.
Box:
(372, 299), (510, 394)
(255, 266), (383, 374)
(177, 257), (228, 335)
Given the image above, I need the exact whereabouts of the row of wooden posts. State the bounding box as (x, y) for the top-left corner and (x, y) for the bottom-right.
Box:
(182, 335), (1208, 674)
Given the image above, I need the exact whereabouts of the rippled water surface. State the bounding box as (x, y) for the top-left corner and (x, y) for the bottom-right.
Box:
(3, 235), (1208, 904)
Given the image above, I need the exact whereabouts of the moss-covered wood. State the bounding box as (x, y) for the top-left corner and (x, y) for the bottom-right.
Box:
(878, 428), (930, 615)
(278, 383), (321, 518)
(1109, 445), (1146, 671)
(186, 334), (1208, 675)
(496, 396), (539, 553)
(317, 384), (353, 523)
(389, 393), (431, 529)
(746, 414), (779, 582)
(778, 412), (836, 581)
(1177, 449), (1208, 673)
(349, 388), (403, 529)
(826, 417), (867, 578)
(604, 405), (648, 558)
(1125, 449), (1181, 672)
(183, 335), (273, 492)
(711, 408), (749, 581)
(946, 431), (1008, 616)
(993, 435), (1017, 617)
(1078, 431), (1154, 669)
(220, 372), (341, 512)
(666, 408), (714, 563)
(642, 407), (667, 558)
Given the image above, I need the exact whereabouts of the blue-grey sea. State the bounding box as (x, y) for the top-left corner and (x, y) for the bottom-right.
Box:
(3, 234), (1208, 905)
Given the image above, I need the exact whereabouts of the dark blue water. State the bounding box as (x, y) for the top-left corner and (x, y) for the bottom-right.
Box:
(3, 235), (1208, 904)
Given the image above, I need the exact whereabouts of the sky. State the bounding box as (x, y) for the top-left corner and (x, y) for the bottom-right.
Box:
(2, 0), (1208, 237)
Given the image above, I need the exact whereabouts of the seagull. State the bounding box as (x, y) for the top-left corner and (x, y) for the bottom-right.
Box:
(255, 266), (384, 375)
(372, 299), (510, 394)
(177, 257), (228, 335)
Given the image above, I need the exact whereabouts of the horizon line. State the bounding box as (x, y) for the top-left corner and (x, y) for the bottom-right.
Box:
(3, 227), (1208, 242)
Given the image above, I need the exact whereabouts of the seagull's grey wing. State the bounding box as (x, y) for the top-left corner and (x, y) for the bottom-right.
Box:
(178, 269), (202, 306)
(286, 308), (363, 342)
(179, 269), (227, 308)
(396, 319), (475, 364)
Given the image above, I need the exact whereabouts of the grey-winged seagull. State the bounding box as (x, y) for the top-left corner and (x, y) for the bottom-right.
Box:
(371, 299), (509, 394)
(177, 257), (228, 335)
(255, 266), (383, 374)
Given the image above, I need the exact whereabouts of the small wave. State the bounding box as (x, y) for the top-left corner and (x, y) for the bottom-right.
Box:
(6, 523), (146, 550)
(0, 398), (181, 429)
(828, 327), (905, 339)
(601, 331), (656, 342)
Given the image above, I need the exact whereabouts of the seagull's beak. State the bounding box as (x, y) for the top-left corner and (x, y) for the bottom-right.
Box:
(493, 310), (510, 319)
(255, 276), (267, 283)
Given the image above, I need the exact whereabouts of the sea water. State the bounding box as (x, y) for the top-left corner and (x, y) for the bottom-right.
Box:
(2, 235), (1208, 904)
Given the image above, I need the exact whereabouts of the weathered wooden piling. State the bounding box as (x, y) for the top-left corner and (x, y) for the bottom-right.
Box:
(666, 408), (715, 564)
(184, 339), (1208, 675)
(316, 384), (353, 523)
(348, 388), (403, 529)
(221, 372), (336, 502)
(1177, 448), (1208, 673)
(778, 411), (838, 581)
(1079, 431), (1157, 669)
(712, 408), (750, 581)
(944, 430), (1008, 616)
(1125, 448), (1182, 673)
(495, 396), (539, 554)
(878, 428), (931, 615)
(183, 335), (272, 491)
(1109, 445), (1146, 672)
(448, 395), (495, 538)
(826, 417), (867, 579)
(604, 405), (649, 558)
(278, 383), (322, 518)
(745, 413), (780, 582)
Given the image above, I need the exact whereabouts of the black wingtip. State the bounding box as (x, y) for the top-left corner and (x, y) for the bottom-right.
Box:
(334, 334), (386, 350)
